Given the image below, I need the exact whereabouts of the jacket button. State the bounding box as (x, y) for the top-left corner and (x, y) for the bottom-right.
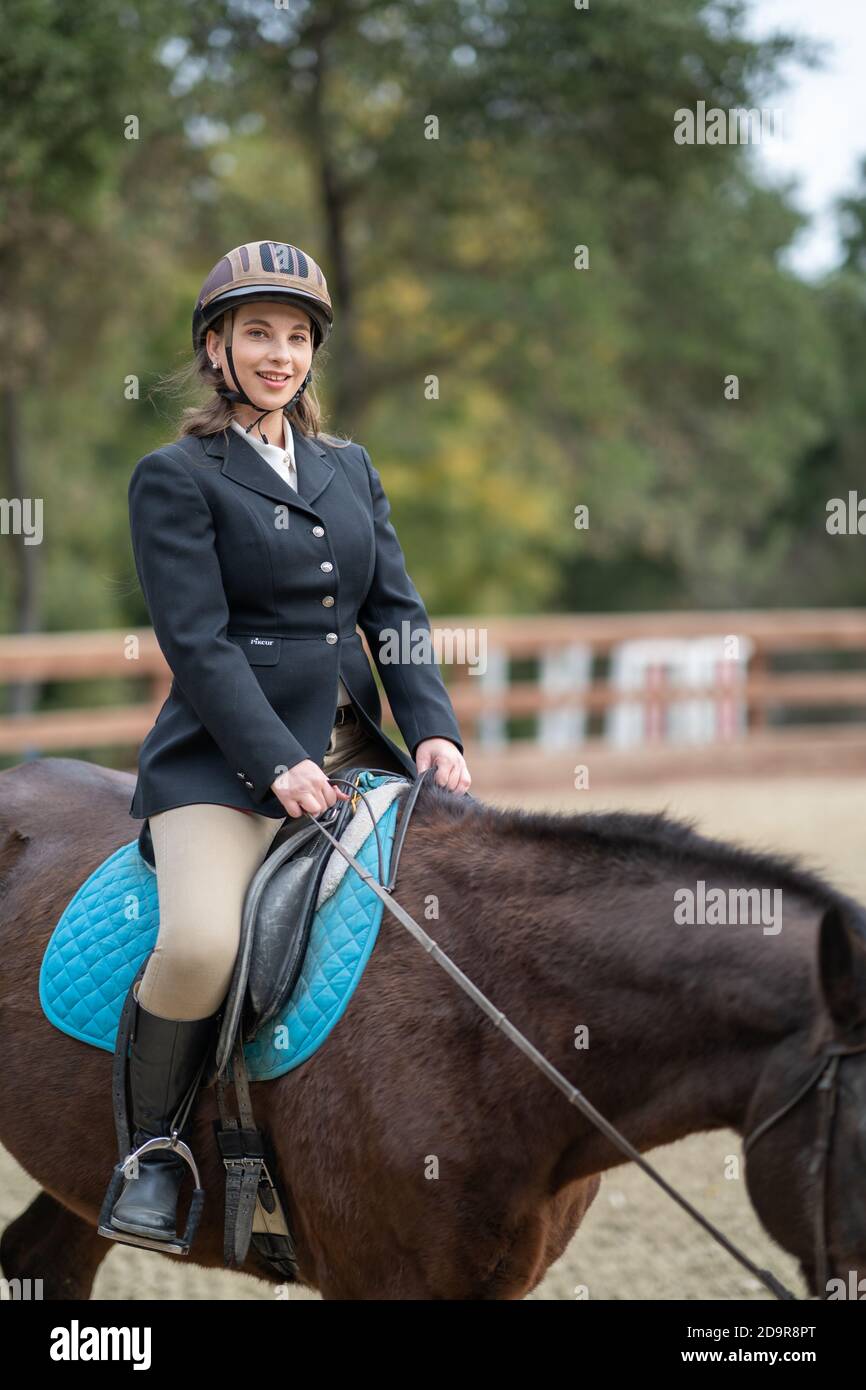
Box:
(320, 561), (333, 572)
(243, 779), (254, 789)
(312, 525), (325, 537)
(325, 632), (338, 644)
(236, 770), (246, 779)
(322, 595), (335, 607)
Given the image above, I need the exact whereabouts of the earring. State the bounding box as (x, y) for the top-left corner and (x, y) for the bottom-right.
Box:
(211, 360), (219, 369)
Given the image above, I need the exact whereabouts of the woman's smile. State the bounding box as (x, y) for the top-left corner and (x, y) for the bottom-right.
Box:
(256, 370), (292, 390)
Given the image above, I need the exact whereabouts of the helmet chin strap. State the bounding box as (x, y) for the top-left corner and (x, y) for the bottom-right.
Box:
(215, 306), (313, 444)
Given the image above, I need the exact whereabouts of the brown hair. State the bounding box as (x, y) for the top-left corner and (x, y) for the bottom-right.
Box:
(151, 312), (352, 448)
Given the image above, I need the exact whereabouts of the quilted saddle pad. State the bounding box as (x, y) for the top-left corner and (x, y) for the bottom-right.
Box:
(40, 786), (401, 1082)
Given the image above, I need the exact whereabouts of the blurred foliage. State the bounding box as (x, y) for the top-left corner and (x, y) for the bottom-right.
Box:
(1, 0), (865, 666)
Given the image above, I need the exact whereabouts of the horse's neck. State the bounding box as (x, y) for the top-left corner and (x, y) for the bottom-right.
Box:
(492, 863), (817, 1180)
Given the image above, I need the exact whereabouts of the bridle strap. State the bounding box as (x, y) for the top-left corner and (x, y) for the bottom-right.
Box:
(743, 1037), (866, 1299)
(742, 1053), (832, 1156)
(813, 1054), (840, 1297)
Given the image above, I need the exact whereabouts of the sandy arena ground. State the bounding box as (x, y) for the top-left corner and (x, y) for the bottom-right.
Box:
(3, 775), (863, 1300)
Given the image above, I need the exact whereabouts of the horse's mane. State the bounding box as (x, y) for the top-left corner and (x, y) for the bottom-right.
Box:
(411, 778), (864, 920)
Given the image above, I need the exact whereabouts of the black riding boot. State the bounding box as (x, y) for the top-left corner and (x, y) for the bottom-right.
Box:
(107, 992), (220, 1243)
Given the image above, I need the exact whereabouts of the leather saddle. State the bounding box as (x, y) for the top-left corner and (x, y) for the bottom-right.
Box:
(136, 767), (417, 1082)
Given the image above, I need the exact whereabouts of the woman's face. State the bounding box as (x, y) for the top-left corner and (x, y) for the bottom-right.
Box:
(206, 301), (314, 410)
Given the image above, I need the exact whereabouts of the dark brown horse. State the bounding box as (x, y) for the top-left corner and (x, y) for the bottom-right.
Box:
(1, 756), (864, 1299)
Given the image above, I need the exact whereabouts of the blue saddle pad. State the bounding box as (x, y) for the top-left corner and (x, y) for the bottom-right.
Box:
(39, 776), (401, 1082)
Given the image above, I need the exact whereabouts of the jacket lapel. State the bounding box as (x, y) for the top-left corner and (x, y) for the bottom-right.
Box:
(203, 422), (336, 518)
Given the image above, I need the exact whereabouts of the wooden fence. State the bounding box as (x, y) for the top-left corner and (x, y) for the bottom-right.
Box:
(1, 610), (866, 791)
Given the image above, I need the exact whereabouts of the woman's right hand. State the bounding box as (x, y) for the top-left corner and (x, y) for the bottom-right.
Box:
(270, 760), (352, 819)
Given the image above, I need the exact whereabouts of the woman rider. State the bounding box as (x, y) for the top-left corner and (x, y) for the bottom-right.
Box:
(102, 240), (471, 1251)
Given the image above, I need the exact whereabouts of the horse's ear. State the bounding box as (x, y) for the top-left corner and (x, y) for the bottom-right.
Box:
(818, 905), (866, 1036)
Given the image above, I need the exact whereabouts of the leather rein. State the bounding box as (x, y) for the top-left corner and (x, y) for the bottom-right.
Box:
(305, 767), (864, 1302)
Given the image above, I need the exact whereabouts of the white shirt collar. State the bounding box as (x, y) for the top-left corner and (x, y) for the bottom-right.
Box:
(230, 414), (295, 470)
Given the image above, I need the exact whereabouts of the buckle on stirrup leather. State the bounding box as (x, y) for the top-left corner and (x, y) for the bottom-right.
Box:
(215, 1123), (285, 1267)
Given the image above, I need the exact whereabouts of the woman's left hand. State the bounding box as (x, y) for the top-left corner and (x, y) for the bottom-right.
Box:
(414, 738), (472, 794)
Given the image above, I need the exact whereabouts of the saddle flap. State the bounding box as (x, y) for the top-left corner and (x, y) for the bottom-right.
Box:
(244, 849), (324, 1039)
